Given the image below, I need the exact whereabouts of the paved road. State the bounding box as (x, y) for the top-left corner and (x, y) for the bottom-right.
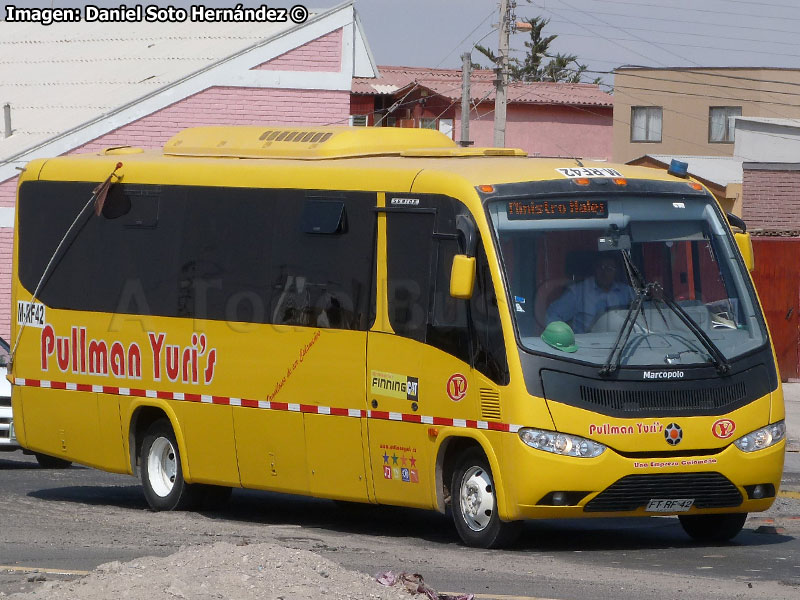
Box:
(0, 384), (798, 600)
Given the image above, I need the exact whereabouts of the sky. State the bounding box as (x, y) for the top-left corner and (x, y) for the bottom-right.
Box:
(11, 0), (800, 91)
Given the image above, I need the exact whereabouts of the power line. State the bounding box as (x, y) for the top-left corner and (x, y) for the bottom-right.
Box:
(435, 8), (496, 68)
(611, 70), (800, 99)
(572, 0), (800, 22)
(526, 2), (800, 36)
(545, 18), (800, 50)
(613, 83), (800, 111)
(555, 31), (800, 61)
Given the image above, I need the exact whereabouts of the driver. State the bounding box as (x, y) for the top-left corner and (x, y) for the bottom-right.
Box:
(545, 254), (634, 333)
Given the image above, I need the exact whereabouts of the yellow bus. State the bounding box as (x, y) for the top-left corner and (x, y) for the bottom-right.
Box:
(10, 126), (785, 547)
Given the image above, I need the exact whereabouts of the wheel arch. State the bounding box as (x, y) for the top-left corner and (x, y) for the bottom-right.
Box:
(433, 431), (510, 519)
(126, 402), (191, 480)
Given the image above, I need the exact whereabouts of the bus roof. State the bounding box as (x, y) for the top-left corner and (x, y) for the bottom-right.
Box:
(22, 126), (687, 193)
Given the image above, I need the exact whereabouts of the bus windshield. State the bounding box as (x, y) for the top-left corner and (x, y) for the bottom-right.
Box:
(488, 194), (767, 368)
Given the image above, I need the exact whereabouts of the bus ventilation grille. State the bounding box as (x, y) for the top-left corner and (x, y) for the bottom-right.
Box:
(258, 130), (333, 144)
(579, 381), (747, 414)
(584, 472), (742, 512)
(479, 389), (501, 420)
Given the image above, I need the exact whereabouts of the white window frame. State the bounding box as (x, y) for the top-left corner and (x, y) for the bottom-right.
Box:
(709, 106), (742, 143)
(630, 106), (662, 143)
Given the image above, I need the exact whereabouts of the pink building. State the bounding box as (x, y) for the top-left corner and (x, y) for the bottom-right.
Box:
(351, 66), (613, 160)
(0, 2), (377, 338)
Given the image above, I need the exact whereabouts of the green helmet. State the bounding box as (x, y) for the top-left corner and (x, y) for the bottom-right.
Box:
(542, 321), (578, 353)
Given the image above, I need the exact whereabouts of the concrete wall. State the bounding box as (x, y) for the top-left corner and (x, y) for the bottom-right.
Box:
(734, 120), (800, 163)
(613, 68), (800, 164)
(458, 103), (613, 161)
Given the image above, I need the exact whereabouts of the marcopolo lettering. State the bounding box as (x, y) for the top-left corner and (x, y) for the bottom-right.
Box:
(642, 370), (684, 380)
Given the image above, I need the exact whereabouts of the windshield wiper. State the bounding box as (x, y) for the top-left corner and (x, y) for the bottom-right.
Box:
(657, 290), (731, 375)
(599, 250), (731, 377)
(599, 249), (645, 377)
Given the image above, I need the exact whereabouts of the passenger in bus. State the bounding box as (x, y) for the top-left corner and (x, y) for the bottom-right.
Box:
(545, 254), (633, 333)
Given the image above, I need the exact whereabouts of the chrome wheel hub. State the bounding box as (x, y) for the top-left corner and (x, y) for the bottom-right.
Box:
(148, 437), (177, 497)
(459, 466), (495, 531)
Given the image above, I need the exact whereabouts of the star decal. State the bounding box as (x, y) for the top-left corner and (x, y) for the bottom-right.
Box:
(382, 452), (389, 464)
(391, 453), (398, 464)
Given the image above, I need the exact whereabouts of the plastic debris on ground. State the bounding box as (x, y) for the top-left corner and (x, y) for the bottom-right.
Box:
(376, 570), (474, 600)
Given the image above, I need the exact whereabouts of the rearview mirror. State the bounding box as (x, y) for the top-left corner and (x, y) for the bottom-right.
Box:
(734, 232), (754, 271)
(450, 255), (476, 299)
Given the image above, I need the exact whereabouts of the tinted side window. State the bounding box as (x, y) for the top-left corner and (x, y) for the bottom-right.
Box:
(19, 181), (183, 317)
(268, 192), (375, 330)
(18, 182), (376, 330)
(386, 210), (435, 341)
(471, 242), (509, 385)
(386, 195), (470, 364)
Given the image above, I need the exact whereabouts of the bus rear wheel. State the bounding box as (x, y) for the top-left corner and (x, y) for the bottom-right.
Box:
(140, 419), (202, 511)
(451, 449), (521, 548)
(678, 512), (747, 542)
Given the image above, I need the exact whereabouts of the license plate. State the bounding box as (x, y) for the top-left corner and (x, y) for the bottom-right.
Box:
(645, 498), (694, 512)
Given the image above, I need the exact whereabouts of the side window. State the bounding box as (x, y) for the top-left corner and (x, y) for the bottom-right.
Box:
(19, 182), (376, 331)
(470, 242), (509, 385)
(385, 195), (471, 365)
(386, 211), (435, 341)
(178, 187), (272, 323)
(268, 191), (375, 330)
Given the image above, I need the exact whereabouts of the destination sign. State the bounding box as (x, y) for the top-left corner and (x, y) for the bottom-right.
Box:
(507, 199), (608, 220)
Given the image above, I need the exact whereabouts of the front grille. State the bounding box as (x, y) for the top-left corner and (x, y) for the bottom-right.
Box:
(580, 382), (747, 414)
(584, 473), (742, 512)
(0, 417), (10, 441)
(0, 396), (10, 407)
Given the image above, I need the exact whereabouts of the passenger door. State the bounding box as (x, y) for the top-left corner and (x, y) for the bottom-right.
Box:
(366, 194), (478, 508)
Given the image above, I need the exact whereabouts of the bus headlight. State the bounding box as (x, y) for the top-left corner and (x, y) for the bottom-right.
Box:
(733, 421), (785, 453)
(518, 428), (606, 458)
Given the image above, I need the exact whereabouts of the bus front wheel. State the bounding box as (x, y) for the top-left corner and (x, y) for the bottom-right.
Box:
(140, 419), (201, 511)
(451, 449), (521, 548)
(678, 512), (747, 542)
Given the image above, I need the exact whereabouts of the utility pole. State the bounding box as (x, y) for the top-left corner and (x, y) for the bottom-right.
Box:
(460, 53), (472, 147)
(493, 0), (511, 147)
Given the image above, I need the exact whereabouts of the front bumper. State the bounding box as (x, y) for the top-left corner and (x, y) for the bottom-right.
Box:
(501, 434), (784, 520)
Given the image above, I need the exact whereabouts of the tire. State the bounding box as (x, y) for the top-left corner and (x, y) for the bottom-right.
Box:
(679, 513), (747, 542)
(140, 419), (202, 511)
(451, 448), (522, 548)
(34, 453), (72, 469)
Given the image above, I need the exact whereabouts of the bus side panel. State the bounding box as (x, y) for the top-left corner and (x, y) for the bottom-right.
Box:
(96, 395), (128, 473)
(173, 403), (239, 486)
(233, 408), (308, 493)
(367, 332), (480, 509)
(16, 387), (110, 470)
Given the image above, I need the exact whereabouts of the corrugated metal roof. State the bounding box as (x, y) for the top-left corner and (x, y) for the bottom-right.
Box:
(0, 20), (297, 160)
(353, 65), (611, 106)
(735, 117), (800, 129)
(639, 154), (743, 186)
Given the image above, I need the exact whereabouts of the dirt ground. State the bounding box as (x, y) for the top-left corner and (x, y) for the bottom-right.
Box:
(5, 541), (413, 600)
